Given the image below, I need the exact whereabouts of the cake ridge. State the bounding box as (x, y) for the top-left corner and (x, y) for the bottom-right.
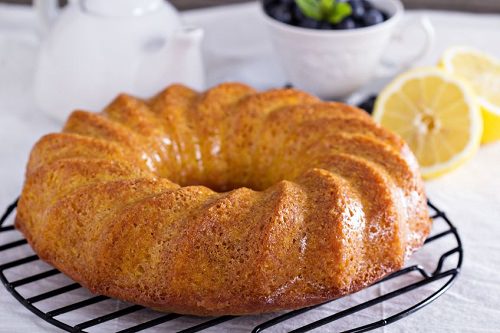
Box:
(223, 88), (318, 190)
(26, 132), (132, 175)
(310, 154), (405, 284)
(148, 84), (201, 184)
(255, 107), (382, 185)
(63, 110), (158, 173)
(186, 83), (256, 191)
(103, 93), (175, 177)
(295, 167), (365, 298)
(32, 178), (178, 286)
(304, 134), (428, 253)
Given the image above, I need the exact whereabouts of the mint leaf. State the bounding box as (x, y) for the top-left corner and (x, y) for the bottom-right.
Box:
(320, 0), (335, 15)
(295, 0), (322, 21)
(296, 0), (353, 24)
(328, 1), (352, 24)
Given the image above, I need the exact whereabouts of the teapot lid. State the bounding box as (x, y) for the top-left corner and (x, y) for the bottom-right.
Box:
(82, 0), (164, 17)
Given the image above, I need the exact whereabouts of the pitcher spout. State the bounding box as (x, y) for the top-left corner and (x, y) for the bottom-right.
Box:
(169, 26), (204, 51)
(165, 26), (205, 90)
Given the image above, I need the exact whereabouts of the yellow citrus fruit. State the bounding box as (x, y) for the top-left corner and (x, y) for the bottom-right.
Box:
(373, 67), (483, 179)
(440, 47), (500, 144)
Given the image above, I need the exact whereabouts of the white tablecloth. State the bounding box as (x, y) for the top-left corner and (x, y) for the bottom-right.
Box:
(0, 2), (499, 332)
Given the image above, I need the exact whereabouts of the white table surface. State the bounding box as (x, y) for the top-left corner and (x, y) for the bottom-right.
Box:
(0, 2), (500, 333)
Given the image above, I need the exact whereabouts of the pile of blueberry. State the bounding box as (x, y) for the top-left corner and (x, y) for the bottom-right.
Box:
(263, 0), (388, 30)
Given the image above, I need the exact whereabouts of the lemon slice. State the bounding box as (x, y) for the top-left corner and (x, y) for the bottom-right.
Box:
(440, 47), (500, 144)
(373, 68), (483, 179)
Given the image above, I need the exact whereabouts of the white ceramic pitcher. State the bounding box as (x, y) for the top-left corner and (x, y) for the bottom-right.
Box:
(33, 0), (205, 120)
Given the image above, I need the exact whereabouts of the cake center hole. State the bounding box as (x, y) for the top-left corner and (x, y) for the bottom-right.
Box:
(172, 167), (277, 193)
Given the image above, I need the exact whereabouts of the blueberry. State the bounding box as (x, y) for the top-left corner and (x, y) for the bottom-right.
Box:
(269, 4), (293, 24)
(297, 17), (321, 29)
(349, 0), (366, 19)
(336, 18), (357, 30)
(357, 95), (377, 114)
(361, 0), (373, 10)
(319, 21), (334, 30)
(291, 3), (321, 28)
(363, 8), (384, 26)
(292, 3), (306, 22)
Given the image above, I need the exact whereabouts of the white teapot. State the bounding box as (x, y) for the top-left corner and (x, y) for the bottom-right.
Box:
(33, 0), (205, 120)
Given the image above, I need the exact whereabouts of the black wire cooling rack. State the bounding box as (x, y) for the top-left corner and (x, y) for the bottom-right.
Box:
(0, 198), (462, 333)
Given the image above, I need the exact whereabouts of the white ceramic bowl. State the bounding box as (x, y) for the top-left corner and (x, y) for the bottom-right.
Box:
(262, 0), (404, 99)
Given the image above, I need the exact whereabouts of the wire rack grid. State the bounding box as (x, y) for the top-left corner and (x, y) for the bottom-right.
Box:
(0, 198), (462, 333)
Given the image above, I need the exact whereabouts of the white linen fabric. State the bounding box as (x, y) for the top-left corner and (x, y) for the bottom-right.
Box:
(0, 2), (499, 332)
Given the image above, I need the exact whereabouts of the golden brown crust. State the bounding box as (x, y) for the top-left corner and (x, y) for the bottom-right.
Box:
(16, 83), (431, 316)
(103, 94), (175, 178)
(186, 83), (256, 190)
(63, 110), (157, 173)
(26, 133), (133, 175)
(225, 88), (319, 190)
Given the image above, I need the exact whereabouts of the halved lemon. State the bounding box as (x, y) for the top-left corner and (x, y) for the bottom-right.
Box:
(373, 67), (483, 179)
(440, 47), (500, 144)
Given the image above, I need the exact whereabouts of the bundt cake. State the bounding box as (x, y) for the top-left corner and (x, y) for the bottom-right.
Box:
(16, 83), (431, 316)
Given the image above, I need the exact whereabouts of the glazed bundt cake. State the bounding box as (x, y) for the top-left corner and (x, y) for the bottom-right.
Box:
(16, 83), (431, 316)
